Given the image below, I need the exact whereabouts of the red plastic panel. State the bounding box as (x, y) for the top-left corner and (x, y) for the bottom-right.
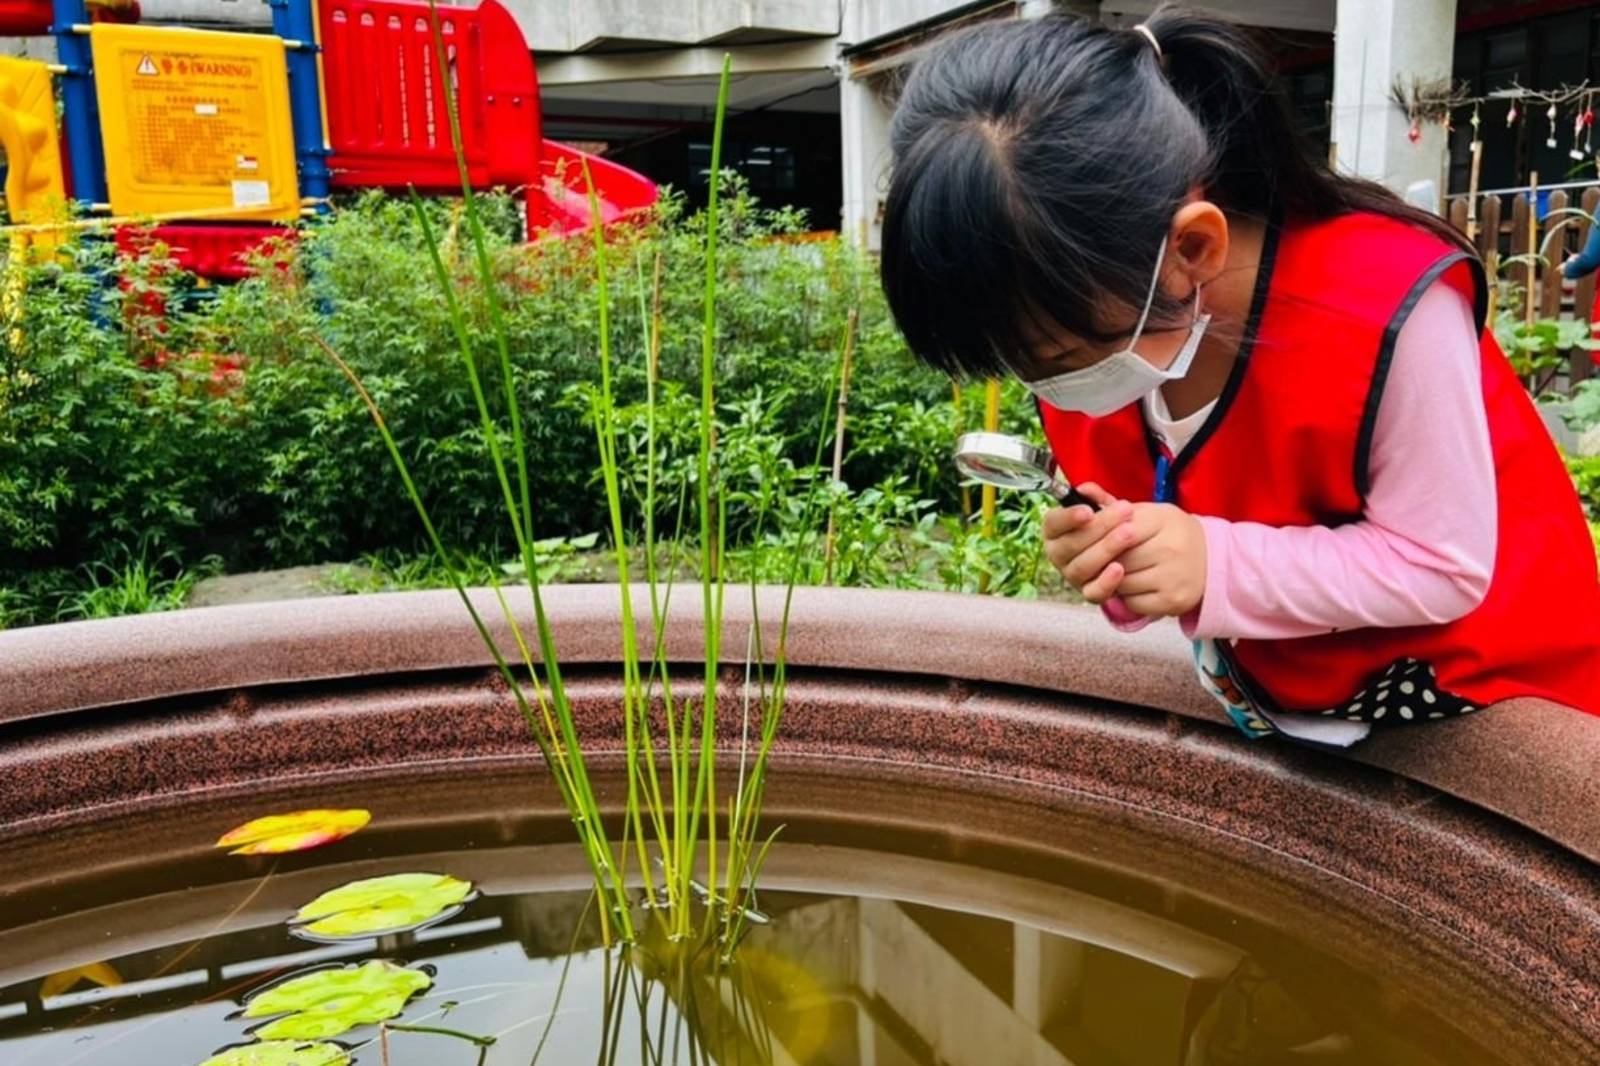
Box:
(318, 0), (657, 233)
(319, 0), (499, 189)
(475, 0), (540, 189)
(0, 0), (51, 35)
(116, 224), (294, 280)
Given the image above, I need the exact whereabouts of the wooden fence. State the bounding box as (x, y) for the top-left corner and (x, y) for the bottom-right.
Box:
(1445, 185), (1600, 386)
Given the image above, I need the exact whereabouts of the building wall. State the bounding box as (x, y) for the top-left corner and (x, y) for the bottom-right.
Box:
(512, 0), (840, 53)
(1332, 0), (1458, 202)
(846, 0), (981, 42)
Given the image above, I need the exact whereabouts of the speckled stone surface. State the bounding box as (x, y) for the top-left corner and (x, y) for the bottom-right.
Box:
(1, 585), (1597, 863)
(0, 586), (1220, 723)
(0, 584), (1598, 1051)
(1, 661), (1597, 1053)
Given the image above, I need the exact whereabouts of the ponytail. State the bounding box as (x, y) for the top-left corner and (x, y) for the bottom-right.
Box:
(879, 3), (1474, 381)
(1142, 5), (1472, 254)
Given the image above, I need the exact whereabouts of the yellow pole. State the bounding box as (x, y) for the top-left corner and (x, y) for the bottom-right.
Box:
(1527, 170), (1540, 331)
(0, 200), (305, 236)
(823, 309), (859, 585)
(1466, 138), (1483, 243)
(978, 379), (1000, 594)
(310, 0), (333, 154)
(981, 379), (1000, 534)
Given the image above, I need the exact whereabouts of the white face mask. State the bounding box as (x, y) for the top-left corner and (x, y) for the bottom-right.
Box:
(1021, 237), (1211, 418)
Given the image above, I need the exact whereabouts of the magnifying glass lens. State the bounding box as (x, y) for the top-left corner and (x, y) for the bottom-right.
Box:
(952, 433), (1100, 511)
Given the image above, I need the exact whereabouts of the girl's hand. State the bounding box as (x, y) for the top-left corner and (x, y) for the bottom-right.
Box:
(1114, 503), (1208, 617)
(1041, 485), (1136, 603)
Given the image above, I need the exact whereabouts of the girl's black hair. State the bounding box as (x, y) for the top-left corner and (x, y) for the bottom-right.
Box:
(879, 4), (1475, 379)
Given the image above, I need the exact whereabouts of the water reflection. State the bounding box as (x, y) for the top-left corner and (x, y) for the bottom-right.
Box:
(0, 885), (1492, 1065)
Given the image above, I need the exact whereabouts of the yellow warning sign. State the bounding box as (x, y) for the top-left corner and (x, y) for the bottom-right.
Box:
(90, 25), (299, 222)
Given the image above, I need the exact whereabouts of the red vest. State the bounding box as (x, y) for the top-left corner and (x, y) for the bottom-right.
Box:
(1041, 212), (1600, 715)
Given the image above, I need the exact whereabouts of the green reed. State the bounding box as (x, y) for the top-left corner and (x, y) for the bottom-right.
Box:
(322, 7), (844, 951)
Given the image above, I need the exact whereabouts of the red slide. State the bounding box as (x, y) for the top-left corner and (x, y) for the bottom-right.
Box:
(537, 139), (659, 235)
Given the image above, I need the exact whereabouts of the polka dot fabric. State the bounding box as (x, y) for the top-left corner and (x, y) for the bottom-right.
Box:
(1316, 658), (1478, 723)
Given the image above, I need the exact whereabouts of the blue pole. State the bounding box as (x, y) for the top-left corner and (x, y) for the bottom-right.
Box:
(51, 0), (106, 207)
(268, 0), (331, 207)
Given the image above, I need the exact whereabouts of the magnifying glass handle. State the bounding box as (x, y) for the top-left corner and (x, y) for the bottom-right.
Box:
(1048, 482), (1101, 512)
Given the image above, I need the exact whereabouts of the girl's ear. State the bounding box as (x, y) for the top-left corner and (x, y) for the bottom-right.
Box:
(1167, 200), (1230, 292)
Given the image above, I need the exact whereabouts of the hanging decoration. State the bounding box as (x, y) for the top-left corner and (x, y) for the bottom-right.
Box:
(1390, 76), (1472, 147)
(1392, 80), (1598, 141)
(1474, 80), (1594, 145)
(1381, 78), (1599, 199)
(1583, 93), (1596, 161)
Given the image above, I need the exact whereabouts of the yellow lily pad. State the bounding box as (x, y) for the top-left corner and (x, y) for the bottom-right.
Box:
(216, 810), (372, 856)
(39, 960), (122, 999)
(291, 872), (474, 941)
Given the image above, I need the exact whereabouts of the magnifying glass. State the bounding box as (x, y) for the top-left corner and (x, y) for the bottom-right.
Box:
(953, 432), (1101, 511)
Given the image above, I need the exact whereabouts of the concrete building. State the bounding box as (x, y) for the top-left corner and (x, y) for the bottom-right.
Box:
(518, 0), (1346, 249)
(47, 0), (1600, 243)
(503, 0), (1600, 247)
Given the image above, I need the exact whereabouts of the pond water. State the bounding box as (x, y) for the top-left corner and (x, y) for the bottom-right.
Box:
(0, 766), (1545, 1065)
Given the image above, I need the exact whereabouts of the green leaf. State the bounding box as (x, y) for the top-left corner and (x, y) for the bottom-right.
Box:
(243, 961), (432, 1041)
(1567, 380), (1600, 431)
(1557, 320), (1594, 347)
(198, 1041), (349, 1066)
(291, 873), (473, 940)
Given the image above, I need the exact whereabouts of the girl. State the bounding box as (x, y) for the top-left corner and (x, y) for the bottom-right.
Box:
(879, 5), (1600, 744)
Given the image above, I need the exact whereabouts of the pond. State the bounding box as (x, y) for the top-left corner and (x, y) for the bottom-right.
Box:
(0, 762), (1557, 1066)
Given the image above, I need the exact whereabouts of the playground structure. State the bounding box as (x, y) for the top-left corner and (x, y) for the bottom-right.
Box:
(0, 0), (658, 278)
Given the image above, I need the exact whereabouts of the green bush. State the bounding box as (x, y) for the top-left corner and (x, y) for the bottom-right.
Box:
(0, 239), (240, 569)
(2, 183), (1051, 623)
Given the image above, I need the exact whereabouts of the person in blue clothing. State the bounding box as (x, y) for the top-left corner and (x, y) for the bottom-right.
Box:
(1563, 222), (1600, 281)
(1563, 221), (1600, 353)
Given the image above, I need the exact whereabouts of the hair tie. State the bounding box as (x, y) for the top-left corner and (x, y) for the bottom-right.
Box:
(1131, 23), (1163, 61)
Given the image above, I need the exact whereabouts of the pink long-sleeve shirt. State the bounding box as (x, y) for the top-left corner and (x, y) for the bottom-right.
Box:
(1104, 276), (1496, 638)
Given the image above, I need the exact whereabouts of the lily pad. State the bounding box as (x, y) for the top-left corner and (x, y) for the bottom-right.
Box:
(198, 1040), (349, 1066)
(291, 872), (474, 941)
(243, 960), (432, 1041)
(217, 810), (371, 856)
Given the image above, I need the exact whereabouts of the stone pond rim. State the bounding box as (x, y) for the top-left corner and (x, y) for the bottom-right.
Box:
(0, 585), (1597, 1046)
(1, 585), (1596, 859)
